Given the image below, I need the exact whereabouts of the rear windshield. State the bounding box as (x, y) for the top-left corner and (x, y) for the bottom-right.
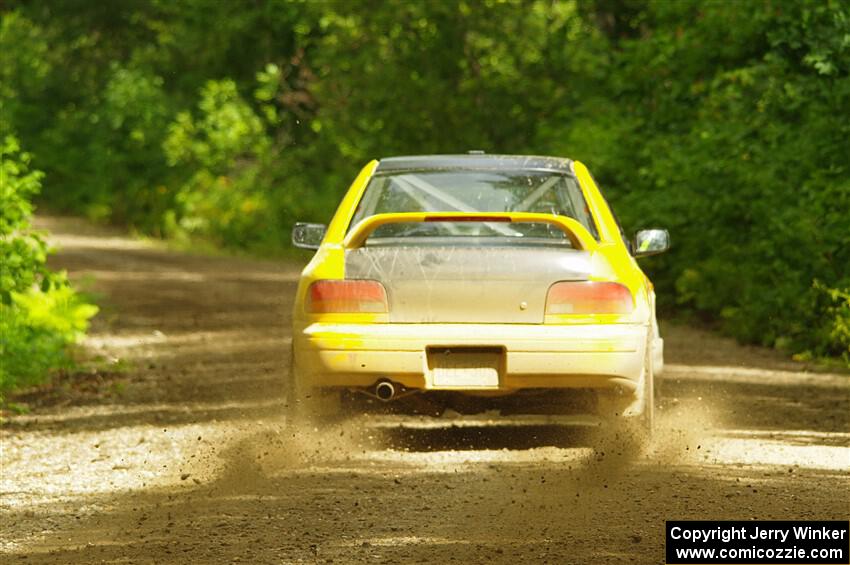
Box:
(349, 170), (598, 245)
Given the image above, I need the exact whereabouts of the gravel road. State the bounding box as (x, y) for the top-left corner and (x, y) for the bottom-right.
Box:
(2, 217), (848, 564)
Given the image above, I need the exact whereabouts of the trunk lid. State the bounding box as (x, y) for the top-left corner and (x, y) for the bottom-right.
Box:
(345, 246), (591, 323)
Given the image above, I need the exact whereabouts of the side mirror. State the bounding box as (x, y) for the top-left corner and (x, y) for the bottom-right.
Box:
(291, 222), (327, 250)
(634, 229), (670, 257)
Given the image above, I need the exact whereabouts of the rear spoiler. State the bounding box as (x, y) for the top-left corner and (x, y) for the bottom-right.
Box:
(344, 212), (598, 251)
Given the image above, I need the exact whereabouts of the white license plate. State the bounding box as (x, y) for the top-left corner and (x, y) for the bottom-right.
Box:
(428, 348), (502, 388)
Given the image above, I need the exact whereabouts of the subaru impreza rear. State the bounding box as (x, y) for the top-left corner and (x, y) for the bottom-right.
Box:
(290, 154), (668, 437)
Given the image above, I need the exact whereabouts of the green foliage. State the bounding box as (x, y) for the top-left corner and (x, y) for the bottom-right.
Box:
(595, 0), (850, 359)
(1, 0), (848, 362)
(165, 80), (268, 170)
(0, 136), (49, 303)
(0, 305), (71, 392)
(0, 283), (97, 393)
(0, 11), (50, 131)
(163, 79), (276, 248)
(811, 282), (850, 363)
(12, 283), (98, 340)
(0, 136), (98, 396)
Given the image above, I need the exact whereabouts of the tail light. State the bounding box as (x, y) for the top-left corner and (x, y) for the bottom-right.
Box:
(306, 280), (388, 313)
(545, 281), (634, 315)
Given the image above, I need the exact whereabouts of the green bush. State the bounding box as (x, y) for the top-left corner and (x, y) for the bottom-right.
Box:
(811, 282), (850, 363)
(163, 79), (276, 248)
(592, 0), (850, 360)
(0, 135), (97, 398)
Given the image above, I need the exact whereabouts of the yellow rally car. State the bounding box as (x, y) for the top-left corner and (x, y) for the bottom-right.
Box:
(290, 154), (669, 436)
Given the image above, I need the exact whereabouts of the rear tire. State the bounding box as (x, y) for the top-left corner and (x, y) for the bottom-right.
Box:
(623, 341), (655, 447)
(598, 341), (654, 452)
(285, 345), (305, 427)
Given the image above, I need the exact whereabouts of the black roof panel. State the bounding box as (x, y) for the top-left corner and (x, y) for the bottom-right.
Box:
(375, 154), (573, 173)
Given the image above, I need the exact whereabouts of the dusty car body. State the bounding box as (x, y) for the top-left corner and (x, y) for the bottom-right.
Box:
(290, 154), (668, 434)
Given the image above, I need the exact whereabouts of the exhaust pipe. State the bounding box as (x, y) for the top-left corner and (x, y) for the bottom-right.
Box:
(375, 381), (395, 401)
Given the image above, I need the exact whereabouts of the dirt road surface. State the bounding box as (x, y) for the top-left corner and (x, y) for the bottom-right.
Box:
(2, 217), (848, 563)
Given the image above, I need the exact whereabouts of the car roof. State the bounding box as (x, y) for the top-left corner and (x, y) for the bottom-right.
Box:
(375, 154), (574, 174)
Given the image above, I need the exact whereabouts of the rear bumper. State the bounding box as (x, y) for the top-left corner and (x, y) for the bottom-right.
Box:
(294, 322), (649, 392)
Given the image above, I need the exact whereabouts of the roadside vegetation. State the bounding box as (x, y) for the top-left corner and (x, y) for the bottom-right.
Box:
(1, 0), (847, 364)
(0, 136), (98, 400)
